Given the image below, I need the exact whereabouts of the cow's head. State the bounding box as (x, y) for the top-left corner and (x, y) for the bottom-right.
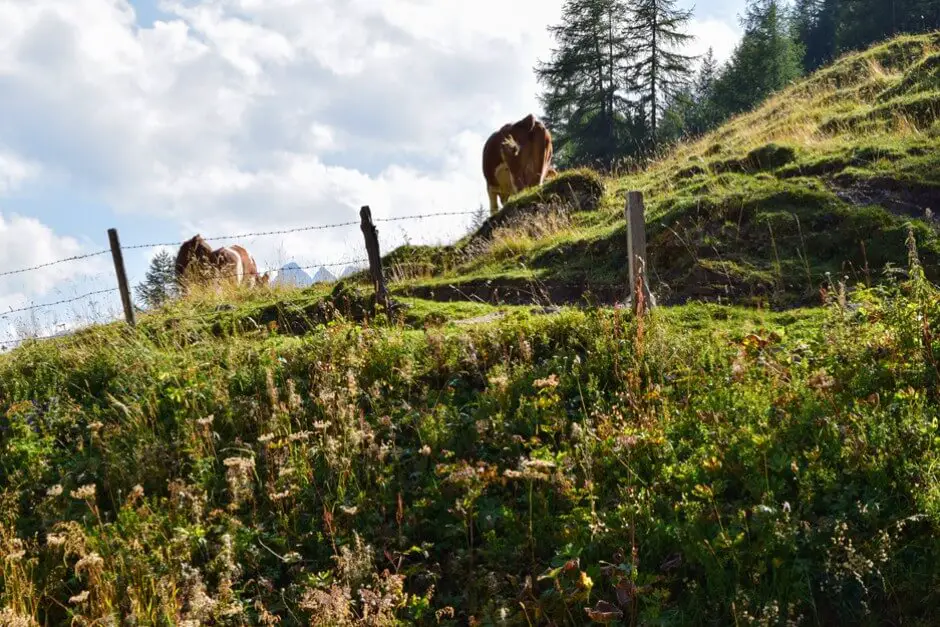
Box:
(175, 234), (215, 286)
(507, 114), (537, 147)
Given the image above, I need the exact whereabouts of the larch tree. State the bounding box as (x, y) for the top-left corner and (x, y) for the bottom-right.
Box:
(626, 0), (696, 148)
(536, 0), (635, 168)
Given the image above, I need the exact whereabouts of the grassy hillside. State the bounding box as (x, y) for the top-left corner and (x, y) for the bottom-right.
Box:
(3, 33), (940, 626)
(3, 261), (940, 625)
(387, 32), (940, 309)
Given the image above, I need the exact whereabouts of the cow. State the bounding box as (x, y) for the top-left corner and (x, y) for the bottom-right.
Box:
(482, 114), (554, 215)
(175, 234), (262, 294)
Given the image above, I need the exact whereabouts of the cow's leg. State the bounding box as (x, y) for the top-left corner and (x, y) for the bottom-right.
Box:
(487, 186), (500, 216)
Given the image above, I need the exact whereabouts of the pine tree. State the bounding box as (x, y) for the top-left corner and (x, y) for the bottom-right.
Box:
(626, 0), (696, 147)
(536, 0), (636, 168)
(712, 0), (804, 118)
(470, 204), (488, 232)
(686, 47), (722, 134)
(694, 48), (718, 101)
(794, 0), (831, 71)
(836, 0), (939, 54)
(657, 87), (695, 145)
(135, 250), (178, 309)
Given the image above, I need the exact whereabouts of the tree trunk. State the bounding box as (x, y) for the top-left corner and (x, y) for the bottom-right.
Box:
(651, 4), (658, 143)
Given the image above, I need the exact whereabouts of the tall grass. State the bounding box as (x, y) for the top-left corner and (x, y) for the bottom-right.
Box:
(2, 231), (940, 624)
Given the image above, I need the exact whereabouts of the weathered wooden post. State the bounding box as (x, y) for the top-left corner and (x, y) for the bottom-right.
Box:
(359, 205), (391, 312)
(107, 228), (136, 327)
(625, 191), (656, 313)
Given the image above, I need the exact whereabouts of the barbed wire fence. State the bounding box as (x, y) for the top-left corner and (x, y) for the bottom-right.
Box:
(0, 207), (484, 350)
(0, 192), (654, 351)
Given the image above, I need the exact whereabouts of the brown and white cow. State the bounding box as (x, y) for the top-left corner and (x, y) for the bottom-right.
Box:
(482, 114), (554, 215)
(175, 235), (262, 293)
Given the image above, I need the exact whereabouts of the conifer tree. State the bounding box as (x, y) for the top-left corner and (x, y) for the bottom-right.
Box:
(687, 47), (722, 134)
(536, 0), (636, 168)
(712, 0), (804, 118)
(135, 250), (178, 309)
(626, 0), (696, 147)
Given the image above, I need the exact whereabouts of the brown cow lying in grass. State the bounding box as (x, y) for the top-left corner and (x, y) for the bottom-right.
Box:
(175, 235), (263, 294)
(482, 114), (555, 215)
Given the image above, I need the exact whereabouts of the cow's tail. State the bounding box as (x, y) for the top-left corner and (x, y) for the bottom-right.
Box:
(540, 138), (554, 186)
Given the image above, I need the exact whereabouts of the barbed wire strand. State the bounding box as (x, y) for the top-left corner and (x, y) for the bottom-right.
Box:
(0, 210), (480, 278)
(0, 250), (112, 279)
(123, 211), (479, 252)
(0, 258), (371, 347)
(121, 221), (363, 251)
(376, 210), (478, 223)
(0, 288), (120, 320)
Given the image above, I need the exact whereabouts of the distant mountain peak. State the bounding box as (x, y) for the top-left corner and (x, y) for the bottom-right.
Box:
(311, 267), (336, 283)
(271, 262), (340, 287)
(339, 264), (365, 279)
(272, 262), (313, 287)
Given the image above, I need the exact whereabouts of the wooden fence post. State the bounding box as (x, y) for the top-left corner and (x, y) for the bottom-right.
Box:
(625, 191), (656, 313)
(360, 206), (391, 312)
(107, 228), (136, 327)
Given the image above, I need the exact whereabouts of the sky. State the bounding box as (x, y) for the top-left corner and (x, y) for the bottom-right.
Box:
(0, 0), (745, 346)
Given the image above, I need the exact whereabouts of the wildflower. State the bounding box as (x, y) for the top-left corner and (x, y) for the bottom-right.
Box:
(522, 458), (556, 472)
(419, 445), (432, 456)
(570, 422), (584, 441)
(223, 456), (256, 509)
(125, 484), (145, 506)
(488, 373), (509, 390)
(288, 430), (311, 442)
(70, 484), (96, 500)
(223, 456), (255, 470)
(0, 608), (37, 627)
(46, 533), (67, 547)
(283, 552), (302, 564)
(533, 374), (560, 389)
(615, 435), (638, 451)
(257, 432), (275, 444)
(46, 484), (63, 497)
(69, 591), (90, 604)
(269, 490), (292, 501)
(74, 552), (104, 577)
(519, 339), (533, 362)
(196, 415), (214, 427)
(808, 370), (836, 391)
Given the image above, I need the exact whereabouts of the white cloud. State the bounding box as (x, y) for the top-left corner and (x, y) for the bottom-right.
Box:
(0, 149), (40, 194)
(687, 18), (741, 68)
(0, 213), (107, 297)
(0, 0), (743, 280)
